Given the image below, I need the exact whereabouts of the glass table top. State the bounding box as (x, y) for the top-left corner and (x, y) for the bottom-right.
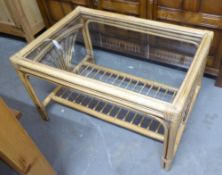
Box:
(19, 10), (203, 104)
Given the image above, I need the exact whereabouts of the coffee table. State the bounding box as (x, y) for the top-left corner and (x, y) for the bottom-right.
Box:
(10, 7), (213, 170)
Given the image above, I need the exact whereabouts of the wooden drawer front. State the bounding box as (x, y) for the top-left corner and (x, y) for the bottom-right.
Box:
(200, 0), (222, 15)
(37, 0), (91, 24)
(158, 0), (222, 14)
(99, 0), (146, 18)
(156, 0), (222, 30)
(158, 0), (183, 9)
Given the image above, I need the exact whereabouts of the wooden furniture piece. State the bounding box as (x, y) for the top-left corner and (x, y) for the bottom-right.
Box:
(10, 7), (213, 170)
(36, 0), (222, 87)
(0, 98), (56, 175)
(0, 0), (45, 42)
(10, 107), (22, 120)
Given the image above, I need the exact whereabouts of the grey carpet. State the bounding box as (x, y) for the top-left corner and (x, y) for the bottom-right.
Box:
(0, 35), (222, 175)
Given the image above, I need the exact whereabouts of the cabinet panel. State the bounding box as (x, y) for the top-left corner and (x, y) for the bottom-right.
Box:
(200, 0), (222, 15)
(183, 0), (200, 11)
(158, 0), (183, 9)
(0, 0), (14, 24)
(0, 0), (44, 41)
(48, 0), (68, 21)
(99, 0), (146, 17)
(156, 5), (222, 30)
(37, 0), (92, 26)
(20, 0), (44, 34)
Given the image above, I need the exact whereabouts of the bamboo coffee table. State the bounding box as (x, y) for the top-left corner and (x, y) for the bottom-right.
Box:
(10, 7), (213, 170)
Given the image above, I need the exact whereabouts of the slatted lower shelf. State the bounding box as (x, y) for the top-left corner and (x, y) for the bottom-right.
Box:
(51, 87), (165, 142)
(75, 62), (178, 103)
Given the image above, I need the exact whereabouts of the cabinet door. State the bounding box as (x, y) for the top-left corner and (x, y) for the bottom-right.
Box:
(0, 0), (15, 26)
(0, 0), (22, 35)
(98, 0), (146, 18)
(20, 0), (44, 35)
(0, 0), (45, 41)
(37, 0), (93, 26)
(153, 0), (222, 76)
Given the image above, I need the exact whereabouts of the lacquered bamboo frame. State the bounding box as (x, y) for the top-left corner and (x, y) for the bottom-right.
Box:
(10, 7), (213, 170)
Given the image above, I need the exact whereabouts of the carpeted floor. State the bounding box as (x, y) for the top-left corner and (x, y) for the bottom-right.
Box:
(0, 35), (222, 175)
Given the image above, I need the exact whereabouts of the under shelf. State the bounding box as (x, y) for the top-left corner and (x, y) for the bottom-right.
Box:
(51, 87), (165, 142)
(75, 61), (178, 103)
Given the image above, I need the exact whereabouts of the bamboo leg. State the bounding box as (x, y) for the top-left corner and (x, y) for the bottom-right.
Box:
(162, 120), (179, 170)
(81, 19), (94, 63)
(17, 71), (48, 120)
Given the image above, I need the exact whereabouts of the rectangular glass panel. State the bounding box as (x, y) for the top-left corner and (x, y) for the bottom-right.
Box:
(24, 18), (198, 103)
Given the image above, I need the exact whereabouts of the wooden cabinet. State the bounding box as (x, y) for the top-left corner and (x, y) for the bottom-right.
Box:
(36, 0), (222, 86)
(0, 0), (45, 42)
(0, 98), (56, 175)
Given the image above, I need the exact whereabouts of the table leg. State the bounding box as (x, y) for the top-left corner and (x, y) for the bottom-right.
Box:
(162, 120), (178, 171)
(17, 71), (48, 121)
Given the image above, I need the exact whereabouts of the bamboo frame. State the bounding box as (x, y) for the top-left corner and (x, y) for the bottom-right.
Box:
(10, 7), (213, 170)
